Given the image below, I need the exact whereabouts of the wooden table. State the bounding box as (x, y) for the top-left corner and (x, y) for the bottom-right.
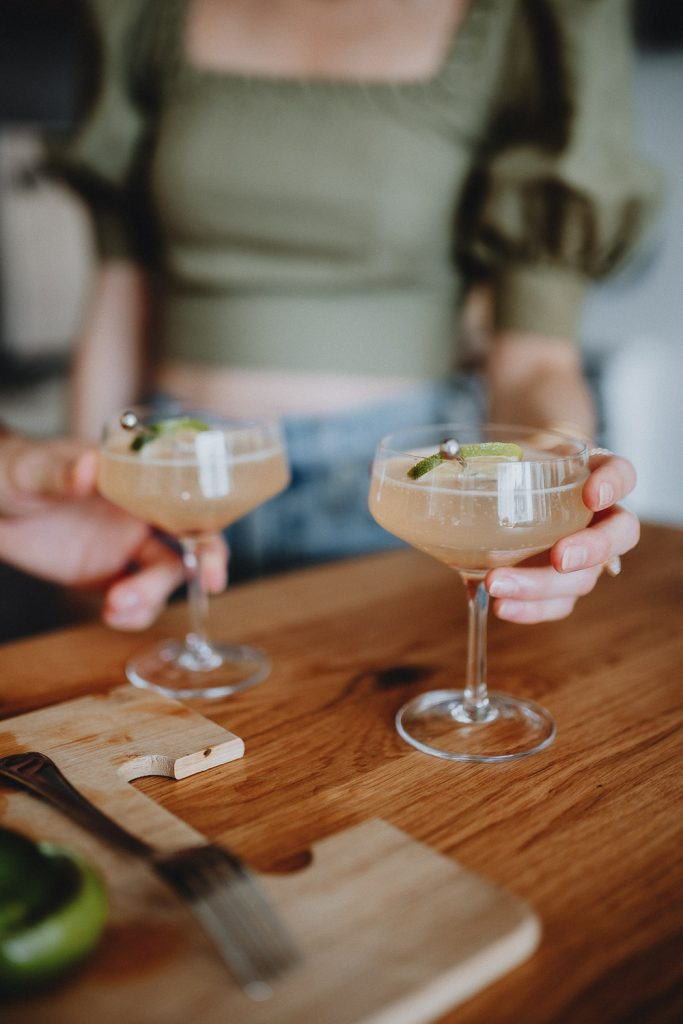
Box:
(1, 522), (682, 1022)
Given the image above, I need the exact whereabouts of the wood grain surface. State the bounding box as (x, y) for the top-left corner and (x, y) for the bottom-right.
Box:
(0, 688), (540, 1024)
(0, 522), (682, 1022)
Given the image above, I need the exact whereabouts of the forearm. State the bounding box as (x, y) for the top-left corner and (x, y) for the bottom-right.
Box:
(485, 331), (596, 441)
(70, 262), (151, 440)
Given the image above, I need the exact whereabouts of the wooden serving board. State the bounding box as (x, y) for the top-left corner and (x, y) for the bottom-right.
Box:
(0, 687), (540, 1024)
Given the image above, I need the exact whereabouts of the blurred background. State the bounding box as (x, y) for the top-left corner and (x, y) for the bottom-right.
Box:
(0, 0), (681, 640)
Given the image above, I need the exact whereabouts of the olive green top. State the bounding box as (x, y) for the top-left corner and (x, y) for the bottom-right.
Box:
(50, 0), (662, 374)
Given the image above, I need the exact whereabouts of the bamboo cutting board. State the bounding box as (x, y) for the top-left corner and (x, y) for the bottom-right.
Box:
(0, 687), (540, 1024)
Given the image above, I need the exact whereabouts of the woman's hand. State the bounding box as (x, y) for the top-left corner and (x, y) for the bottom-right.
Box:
(0, 434), (227, 630)
(486, 450), (639, 623)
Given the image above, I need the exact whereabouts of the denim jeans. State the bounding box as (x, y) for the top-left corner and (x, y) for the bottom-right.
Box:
(223, 376), (484, 581)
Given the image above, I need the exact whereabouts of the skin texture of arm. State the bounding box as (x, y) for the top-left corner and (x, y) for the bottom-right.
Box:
(484, 330), (639, 622)
(486, 331), (596, 440)
(69, 262), (151, 441)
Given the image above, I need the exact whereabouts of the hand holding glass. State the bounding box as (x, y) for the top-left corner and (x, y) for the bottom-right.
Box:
(369, 424), (592, 762)
(98, 406), (289, 699)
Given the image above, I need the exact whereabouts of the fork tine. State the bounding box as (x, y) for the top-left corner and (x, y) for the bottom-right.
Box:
(204, 856), (299, 975)
(155, 845), (300, 996)
(155, 853), (274, 998)
(188, 888), (275, 1001)
(203, 862), (299, 975)
(202, 879), (284, 980)
(203, 852), (299, 956)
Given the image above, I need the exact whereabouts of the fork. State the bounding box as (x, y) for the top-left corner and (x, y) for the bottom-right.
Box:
(0, 751), (300, 1000)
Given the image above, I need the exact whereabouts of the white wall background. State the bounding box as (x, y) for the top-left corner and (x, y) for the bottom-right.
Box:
(582, 51), (683, 525)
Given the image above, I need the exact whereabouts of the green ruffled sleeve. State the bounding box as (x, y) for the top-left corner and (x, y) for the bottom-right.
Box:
(460, 0), (664, 339)
(45, 0), (159, 262)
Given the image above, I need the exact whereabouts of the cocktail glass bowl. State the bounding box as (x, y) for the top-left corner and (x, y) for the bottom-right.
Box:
(369, 423), (591, 762)
(98, 405), (290, 699)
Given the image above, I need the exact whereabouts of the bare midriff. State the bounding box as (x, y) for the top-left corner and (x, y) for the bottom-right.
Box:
(156, 361), (425, 418)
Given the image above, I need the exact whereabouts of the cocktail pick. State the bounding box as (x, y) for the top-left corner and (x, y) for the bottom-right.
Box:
(120, 411), (139, 430)
(439, 438), (466, 467)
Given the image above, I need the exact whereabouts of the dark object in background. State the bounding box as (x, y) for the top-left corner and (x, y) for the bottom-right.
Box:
(0, 0), (87, 128)
(0, 565), (77, 643)
(633, 0), (683, 51)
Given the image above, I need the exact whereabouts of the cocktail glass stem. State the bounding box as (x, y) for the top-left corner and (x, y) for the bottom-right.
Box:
(462, 577), (494, 722)
(179, 537), (222, 671)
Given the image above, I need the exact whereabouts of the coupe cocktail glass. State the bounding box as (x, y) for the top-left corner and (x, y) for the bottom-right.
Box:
(369, 424), (592, 762)
(98, 405), (290, 699)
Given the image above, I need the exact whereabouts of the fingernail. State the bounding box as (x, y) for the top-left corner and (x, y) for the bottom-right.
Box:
(114, 590), (140, 611)
(489, 577), (519, 597)
(206, 550), (226, 574)
(106, 613), (149, 632)
(496, 601), (517, 619)
(561, 547), (587, 571)
(598, 483), (614, 509)
(203, 553), (227, 591)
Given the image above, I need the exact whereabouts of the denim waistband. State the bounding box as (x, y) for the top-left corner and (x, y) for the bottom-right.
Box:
(279, 377), (482, 466)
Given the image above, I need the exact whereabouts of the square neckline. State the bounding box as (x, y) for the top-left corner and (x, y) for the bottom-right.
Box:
(172, 0), (492, 91)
